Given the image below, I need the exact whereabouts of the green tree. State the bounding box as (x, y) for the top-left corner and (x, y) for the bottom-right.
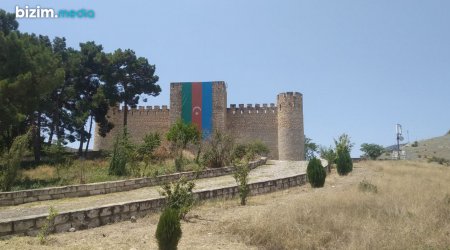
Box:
(104, 49), (160, 126)
(304, 137), (318, 160)
(166, 120), (201, 171)
(360, 143), (385, 160)
(0, 9), (18, 35)
(0, 32), (64, 161)
(334, 133), (353, 175)
(70, 41), (111, 156)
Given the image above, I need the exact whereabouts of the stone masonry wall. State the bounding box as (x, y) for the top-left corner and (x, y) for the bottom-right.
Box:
(0, 164), (330, 237)
(0, 158), (267, 206)
(226, 104), (278, 159)
(94, 105), (170, 150)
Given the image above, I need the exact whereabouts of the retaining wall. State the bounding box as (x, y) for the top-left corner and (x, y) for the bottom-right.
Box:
(0, 164), (329, 237)
(0, 158), (267, 206)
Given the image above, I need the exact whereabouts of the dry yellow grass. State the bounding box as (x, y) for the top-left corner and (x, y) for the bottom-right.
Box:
(21, 165), (56, 180)
(223, 161), (450, 249)
(1, 161), (449, 249)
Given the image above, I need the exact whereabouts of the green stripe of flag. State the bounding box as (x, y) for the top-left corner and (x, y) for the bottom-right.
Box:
(181, 83), (192, 123)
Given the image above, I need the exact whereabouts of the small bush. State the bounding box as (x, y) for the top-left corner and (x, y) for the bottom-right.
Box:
(306, 158), (326, 188)
(160, 177), (195, 219)
(233, 160), (250, 205)
(38, 206), (58, 244)
(155, 208), (182, 250)
(153, 144), (171, 164)
(336, 147), (353, 176)
(319, 146), (336, 167)
(411, 141), (419, 147)
(359, 179), (378, 193)
(109, 128), (134, 176)
(231, 140), (270, 162)
(232, 144), (247, 160)
(202, 130), (234, 168)
(43, 140), (69, 165)
(166, 120), (201, 171)
(247, 140), (269, 157)
(428, 156), (449, 166)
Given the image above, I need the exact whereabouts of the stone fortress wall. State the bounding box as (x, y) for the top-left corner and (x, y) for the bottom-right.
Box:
(94, 81), (304, 160)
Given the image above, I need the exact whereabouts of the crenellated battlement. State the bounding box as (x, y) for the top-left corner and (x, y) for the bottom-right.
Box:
(227, 103), (277, 114)
(277, 91), (302, 97)
(111, 105), (170, 115)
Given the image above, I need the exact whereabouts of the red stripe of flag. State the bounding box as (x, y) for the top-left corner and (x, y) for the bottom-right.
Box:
(191, 82), (202, 131)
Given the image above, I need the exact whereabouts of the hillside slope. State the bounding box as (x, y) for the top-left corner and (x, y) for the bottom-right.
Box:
(403, 133), (450, 161)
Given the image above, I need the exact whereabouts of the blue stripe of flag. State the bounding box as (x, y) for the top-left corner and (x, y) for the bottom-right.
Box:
(201, 82), (213, 139)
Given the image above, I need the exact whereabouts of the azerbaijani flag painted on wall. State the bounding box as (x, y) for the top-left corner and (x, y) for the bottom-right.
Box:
(181, 82), (213, 138)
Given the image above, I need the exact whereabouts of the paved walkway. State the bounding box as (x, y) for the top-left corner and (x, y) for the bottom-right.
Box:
(0, 160), (307, 221)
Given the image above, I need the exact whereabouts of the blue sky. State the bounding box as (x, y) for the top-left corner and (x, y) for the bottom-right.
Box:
(2, 0), (450, 156)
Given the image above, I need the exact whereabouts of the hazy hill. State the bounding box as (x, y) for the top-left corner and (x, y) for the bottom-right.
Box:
(403, 133), (450, 161)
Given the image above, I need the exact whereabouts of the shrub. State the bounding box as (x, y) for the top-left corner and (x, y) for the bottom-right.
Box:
(166, 120), (201, 171)
(247, 140), (269, 157)
(43, 139), (69, 165)
(0, 131), (30, 191)
(109, 128), (134, 176)
(411, 141), (419, 147)
(160, 177), (195, 219)
(233, 160), (250, 205)
(137, 132), (161, 161)
(428, 156), (449, 166)
(359, 179), (378, 193)
(231, 140), (269, 162)
(306, 157), (326, 188)
(202, 130), (234, 168)
(336, 146), (353, 175)
(232, 144), (247, 160)
(155, 208), (182, 250)
(334, 133), (354, 152)
(319, 146), (336, 167)
(153, 144), (171, 164)
(38, 206), (58, 244)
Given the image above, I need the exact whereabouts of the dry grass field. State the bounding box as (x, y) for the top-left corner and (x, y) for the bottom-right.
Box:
(1, 160), (449, 250)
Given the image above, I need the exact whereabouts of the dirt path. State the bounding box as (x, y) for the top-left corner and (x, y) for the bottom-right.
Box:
(0, 160), (307, 221)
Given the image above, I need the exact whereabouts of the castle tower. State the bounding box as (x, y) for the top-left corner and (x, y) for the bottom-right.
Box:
(170, 81), (227, 135)
(277, 92), (305, 160)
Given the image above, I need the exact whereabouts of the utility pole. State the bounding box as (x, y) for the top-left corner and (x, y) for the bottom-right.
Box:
(396, 124), (403, 160)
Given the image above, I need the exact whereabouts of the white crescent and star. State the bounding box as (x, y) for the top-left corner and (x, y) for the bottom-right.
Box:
(193, 106), (202, 116)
